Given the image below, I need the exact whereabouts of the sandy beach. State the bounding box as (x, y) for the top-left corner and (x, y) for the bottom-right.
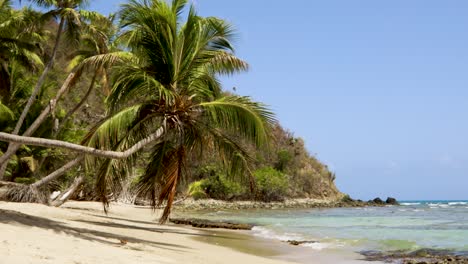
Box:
(0, 201), (299, 264)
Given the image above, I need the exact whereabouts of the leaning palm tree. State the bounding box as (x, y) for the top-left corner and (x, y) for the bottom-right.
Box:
(58, 12), (118, 131)
(84, 0), (275, 223)
(0, 0), (90, 179)
(32, 12), (119, 178)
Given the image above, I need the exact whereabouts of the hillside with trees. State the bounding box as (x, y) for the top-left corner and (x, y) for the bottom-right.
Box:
(0, 0), (343, 222)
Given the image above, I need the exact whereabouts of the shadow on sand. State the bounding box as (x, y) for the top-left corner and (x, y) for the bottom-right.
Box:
(80, 214), (244, 240)
(0, 208), (188, 252)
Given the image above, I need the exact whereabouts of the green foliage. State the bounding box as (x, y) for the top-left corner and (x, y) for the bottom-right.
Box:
(189, 164), (245, 200)
(253, 167), (288, 202)
(341, 194), (353, 203)
(275, 149), (292, 172)
(14, 177), (36, 184)
(0, 1), (343, 211)
(83, 0), (275, 223)
(187, 180), (207, 200)
(201, 175), (244, 200)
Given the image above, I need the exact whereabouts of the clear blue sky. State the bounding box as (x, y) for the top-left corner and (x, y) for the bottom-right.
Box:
(20, 0), (468, 200)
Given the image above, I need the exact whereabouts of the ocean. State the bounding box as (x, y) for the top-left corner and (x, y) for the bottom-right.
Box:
(189, 200), (468, 258)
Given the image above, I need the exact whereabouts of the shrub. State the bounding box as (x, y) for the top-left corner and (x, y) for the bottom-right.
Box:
(341, 194), (353, 203)
(188, 180), (207, 200)
(275, 149), (292, 172)
(253, 167), (288, 202)
(201, 175), (244, 200)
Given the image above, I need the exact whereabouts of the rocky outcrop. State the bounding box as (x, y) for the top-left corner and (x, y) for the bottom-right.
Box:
(169, 218), (253, 230)
(386, 197), (399, 205)
(174, 198), (337, 211)
(173, 196), (400, 211)
(365, 197), (399, 206)
(361, 249), (468, 264)
(371, 197), (385, 204)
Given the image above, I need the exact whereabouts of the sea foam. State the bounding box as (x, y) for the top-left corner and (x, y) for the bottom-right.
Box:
(401, 202), (421, 206)
(251, 226), (304, 241)
(448, 202), (467, 206)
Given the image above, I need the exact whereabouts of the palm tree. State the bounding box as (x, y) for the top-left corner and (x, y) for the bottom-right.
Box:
(0, 0), (90, 179)
(0, 0), (44, 104)
(84, 0), (275, 223)
(31, 12), (119, 178)
(58, 12), (118, 132)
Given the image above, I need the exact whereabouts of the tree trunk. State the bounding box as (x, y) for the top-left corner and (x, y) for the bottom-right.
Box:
(31, 156), (84, 188)
(0, 70), (78, 178)
(58, 71), (97, 134)
(51, 175), (84, 207)
(0, 18), (65, 180)
(34, 70), (92, 177)
(0, 127), (164, 159)
(10, 18), (65, 136)
(0, 181), (22, 188)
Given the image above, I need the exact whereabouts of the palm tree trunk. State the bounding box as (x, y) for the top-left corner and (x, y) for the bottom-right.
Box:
(51, 175), (84, 207)
(0, 127), (164, 159)
(0, 18), (65, 180)
(34, 71), (97, 176)
(58, 71), (97, 133)
(31, 155), (84, 188)
(0, 70), (78, 179)
(11, 17), (65, 136)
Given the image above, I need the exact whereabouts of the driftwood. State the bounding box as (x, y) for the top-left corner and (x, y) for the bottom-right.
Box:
(170, 218), (253, 230)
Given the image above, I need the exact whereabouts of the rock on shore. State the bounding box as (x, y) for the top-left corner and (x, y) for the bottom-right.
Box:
(173, 196), (399, 211)
(170, 218), (253, 230)
(361, 249), (468, 264)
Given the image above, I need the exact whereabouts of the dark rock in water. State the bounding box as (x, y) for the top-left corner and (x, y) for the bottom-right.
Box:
(386, 197), (399, 205)
(286, 240), (318, 246)
(169, 218), (253, 230)
(372, 197), (385, 204)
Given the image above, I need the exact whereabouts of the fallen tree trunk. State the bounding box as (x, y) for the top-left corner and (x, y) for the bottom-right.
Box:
(0, 127), (163, 159)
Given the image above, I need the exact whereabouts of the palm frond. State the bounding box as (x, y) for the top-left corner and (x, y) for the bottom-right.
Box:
(137, 141), (184, 223)
(108, 65), (176, 111)
(84, 104), (167, 209)
(198, 96), (275, 147)
(0, 100), (14, 121)
(83, 104), (144, 152)
(78, 51), (132, 72)
(208, 51), (248, 75)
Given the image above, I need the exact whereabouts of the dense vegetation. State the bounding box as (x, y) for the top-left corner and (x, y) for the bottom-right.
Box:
(0, 0), (342, 222)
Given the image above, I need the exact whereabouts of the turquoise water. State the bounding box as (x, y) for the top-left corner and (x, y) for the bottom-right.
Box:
(190, 200), (468, 255)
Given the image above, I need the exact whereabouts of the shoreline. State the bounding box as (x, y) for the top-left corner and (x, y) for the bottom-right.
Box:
(191, 228), (377, 264)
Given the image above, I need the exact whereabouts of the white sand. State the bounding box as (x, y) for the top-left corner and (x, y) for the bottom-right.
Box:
(0, 201), (296, 264)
